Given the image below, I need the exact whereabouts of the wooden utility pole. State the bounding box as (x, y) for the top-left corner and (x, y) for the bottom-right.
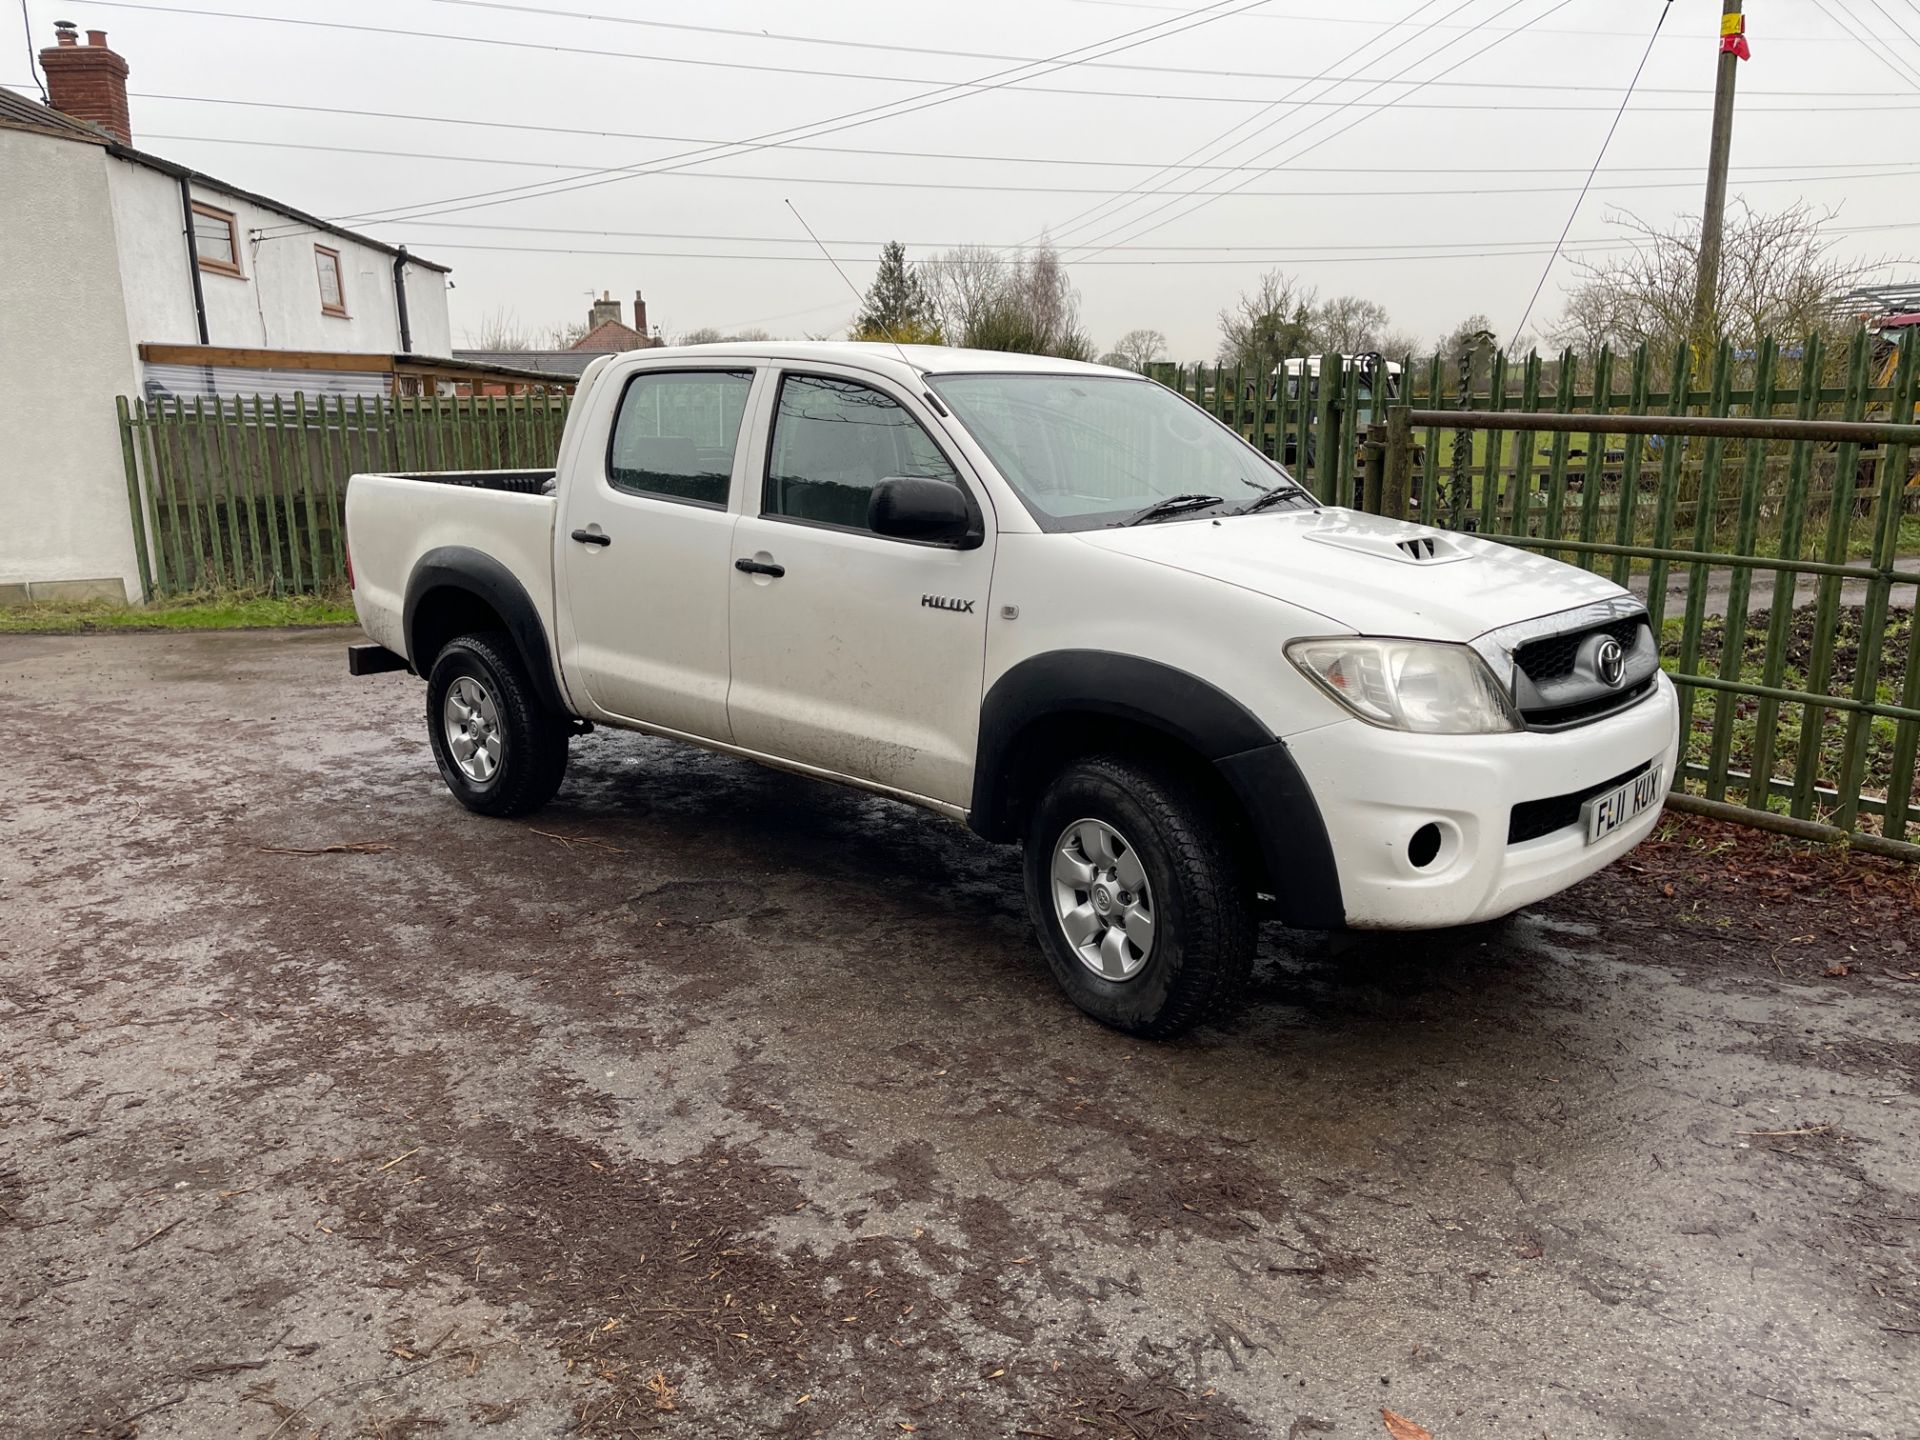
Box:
(1691, 0), (1747, 336)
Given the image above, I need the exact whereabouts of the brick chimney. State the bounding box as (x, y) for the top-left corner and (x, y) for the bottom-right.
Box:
(40, 23), (133, 146)
(587, 291), (621, 330)
(633, 292), (648, 340)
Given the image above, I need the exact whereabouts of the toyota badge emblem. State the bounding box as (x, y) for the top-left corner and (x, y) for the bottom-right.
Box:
(1596, 637), (1626, 687)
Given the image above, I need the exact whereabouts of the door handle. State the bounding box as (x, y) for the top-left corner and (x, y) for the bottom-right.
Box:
(570, 528), (612, 547)
(734, 557), (785, 578)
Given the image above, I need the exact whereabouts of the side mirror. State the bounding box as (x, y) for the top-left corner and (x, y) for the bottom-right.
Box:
(868, 476), (977, 546)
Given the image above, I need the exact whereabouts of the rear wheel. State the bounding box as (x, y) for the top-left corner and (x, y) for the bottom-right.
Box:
(425, 632), (568, 817)
(1023, 755), (1255, 1038)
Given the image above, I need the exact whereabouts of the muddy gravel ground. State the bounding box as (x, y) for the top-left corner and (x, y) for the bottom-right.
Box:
(3, 629), (1918, 1440)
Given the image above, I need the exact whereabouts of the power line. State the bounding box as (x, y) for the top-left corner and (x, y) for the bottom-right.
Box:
(1060, 0), (1858, 42)
(1071, 0), (1581, 258)
(1039, 0), (1473, 249)
(83, 0), (1870, 95)
(1814, 0), (1920, 89)
(103, 92), (1920, 172)
(390, 240), (1660, 266)
(353, 219), (1920, 267)
(161, 132), (1920, 203)
(412, 0), (1717, 92)
(269, 0), (1271, 233)
(82, 0), (1374, 111)
(73, 1), (1920, 106)
(18, 0), (45, 101)
(1862, 0), (1920, 55)
(1057, 0), (1547, 252)
(1510, 0), (1675, 348)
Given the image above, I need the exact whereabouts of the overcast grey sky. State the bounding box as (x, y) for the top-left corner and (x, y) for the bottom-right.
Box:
(10, 0), (1917, 357)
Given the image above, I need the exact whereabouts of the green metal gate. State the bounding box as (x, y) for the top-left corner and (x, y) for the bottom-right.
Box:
(1370, 344), (1920, 858)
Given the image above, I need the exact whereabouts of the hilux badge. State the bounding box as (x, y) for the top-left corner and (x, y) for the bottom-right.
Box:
(922, 595), (975, 614)
(1596, 637), (1626, 687)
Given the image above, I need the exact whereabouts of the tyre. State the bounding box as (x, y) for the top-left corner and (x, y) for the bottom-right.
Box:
(1023, 755), (1256, 1038)
(424, 631), (569, 818)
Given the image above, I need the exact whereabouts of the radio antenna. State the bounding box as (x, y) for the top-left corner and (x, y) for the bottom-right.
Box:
(782, 198), (923, 377)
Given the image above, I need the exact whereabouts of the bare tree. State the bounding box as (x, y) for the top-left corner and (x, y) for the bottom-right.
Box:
(922, 240), (1094, 359)
(1315, 295), (1390, 354)
(464, 308), (537, 350)
(673, 326), (773, 345)
(1374, 328), (1425, 361)
(922, 245), (1007, 347)
(461, 309), (587, 350)
(1544, 283), (1623, 355)
(1217, 269), (1320, 374)
(1554, 200), (1889, 353)
(1108, 328), (1168, 371)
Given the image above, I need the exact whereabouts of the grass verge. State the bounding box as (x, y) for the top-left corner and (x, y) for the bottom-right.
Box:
(0, 590), (355, 635)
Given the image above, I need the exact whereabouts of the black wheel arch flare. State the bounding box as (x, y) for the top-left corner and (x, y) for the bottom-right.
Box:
(403, 546), (570, 717)
(971, 650), (1345, 930)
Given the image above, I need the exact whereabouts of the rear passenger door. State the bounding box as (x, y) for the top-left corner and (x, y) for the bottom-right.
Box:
(727, 369), (994, 807)
(559, 367), (754, 739)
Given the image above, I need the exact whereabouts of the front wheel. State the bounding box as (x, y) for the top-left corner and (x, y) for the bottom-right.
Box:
(425, 632), (569, 817)
(1023, 755), (1255, 1038)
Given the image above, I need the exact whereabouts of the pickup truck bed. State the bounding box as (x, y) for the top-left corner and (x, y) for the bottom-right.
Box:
(383, 470), (556, 495)
(346, 470), (560, 685)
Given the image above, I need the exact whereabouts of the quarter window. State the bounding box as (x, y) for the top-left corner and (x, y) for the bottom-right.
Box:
(315, 246), (347, 316)
(191, 202), (241, 277)
(764, 374), (959, 533)
(606, 370), (752, 507)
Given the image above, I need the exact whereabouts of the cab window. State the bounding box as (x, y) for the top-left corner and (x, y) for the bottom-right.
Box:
(606, 370), (752, 507)
(764, 374), (959, 533)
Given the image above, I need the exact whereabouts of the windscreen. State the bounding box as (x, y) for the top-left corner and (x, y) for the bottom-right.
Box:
(929, 373), (1312, 531)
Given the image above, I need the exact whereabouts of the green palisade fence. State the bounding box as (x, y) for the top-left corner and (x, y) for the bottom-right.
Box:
(1373, 343), (1918, 858)
(119, 392), (571, 599)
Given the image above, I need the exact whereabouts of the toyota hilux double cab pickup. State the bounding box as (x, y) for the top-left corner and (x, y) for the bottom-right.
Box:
(345, 342), (1678, 1037)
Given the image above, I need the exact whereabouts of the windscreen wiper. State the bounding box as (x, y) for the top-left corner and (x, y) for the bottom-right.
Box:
(1118, 493), (1225, 527)
(1236, 480), (1314, 516)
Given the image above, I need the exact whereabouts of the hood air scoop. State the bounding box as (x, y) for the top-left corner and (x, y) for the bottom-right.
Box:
(1303, 526), (1469, 566)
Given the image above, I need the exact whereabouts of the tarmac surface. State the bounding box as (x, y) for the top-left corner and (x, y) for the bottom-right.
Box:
(1629, 554), (1920, 618)
(2, 628), (1916, 1439)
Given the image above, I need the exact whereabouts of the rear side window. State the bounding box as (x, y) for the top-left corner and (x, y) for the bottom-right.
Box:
(764, 374), (958, 533)
(607, 370), (752, 507)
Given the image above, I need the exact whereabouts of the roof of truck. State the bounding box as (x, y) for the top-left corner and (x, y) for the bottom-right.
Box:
(632, 340), (1138, 379)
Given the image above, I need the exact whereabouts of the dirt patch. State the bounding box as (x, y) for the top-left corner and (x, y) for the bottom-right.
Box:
(5, 630), (1920, 1440)
(1553, 809), (1920, 983)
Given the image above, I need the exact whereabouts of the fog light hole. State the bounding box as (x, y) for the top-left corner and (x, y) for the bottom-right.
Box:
(1408, 823), (1443, 869)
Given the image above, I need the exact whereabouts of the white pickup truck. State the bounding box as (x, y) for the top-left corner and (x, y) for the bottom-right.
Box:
(346, 342), (1677, 1037)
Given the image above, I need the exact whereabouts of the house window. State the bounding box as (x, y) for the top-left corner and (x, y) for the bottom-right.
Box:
(314, 246), (347, 317)
(191, 202), (242, 277)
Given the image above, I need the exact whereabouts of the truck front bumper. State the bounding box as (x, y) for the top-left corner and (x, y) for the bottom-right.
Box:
(1282, 674), (1681, 930)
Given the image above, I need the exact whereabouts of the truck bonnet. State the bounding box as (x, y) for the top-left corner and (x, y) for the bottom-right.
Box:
(1075, 508), (1630, 642)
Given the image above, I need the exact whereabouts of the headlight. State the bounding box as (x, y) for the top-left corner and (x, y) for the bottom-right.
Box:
(1286, 637), (1522, 734)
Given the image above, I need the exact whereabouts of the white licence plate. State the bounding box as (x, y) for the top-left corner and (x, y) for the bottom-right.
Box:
(1583, 765), (1663, 845)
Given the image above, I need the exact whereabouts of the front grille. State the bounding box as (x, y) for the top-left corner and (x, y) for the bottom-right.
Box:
(1523, 675), (1657, 731)
(1508, 760), (1652, 844)
(1514, 617), (1642, 683)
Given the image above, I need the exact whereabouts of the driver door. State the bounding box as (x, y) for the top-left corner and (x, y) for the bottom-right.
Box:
(726, 368), (994, 806)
